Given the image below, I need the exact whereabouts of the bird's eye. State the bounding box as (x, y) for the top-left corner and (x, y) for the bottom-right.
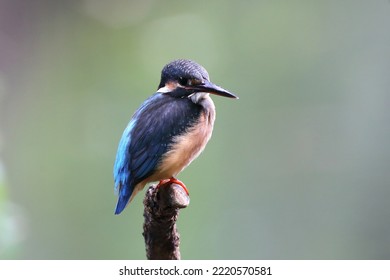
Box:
(178, 77), (202, 86)
(178, 77), (188, 86)
(188, 78), (202, 86)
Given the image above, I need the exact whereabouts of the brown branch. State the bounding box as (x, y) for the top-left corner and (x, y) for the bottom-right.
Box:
(142, 182), (190, 260)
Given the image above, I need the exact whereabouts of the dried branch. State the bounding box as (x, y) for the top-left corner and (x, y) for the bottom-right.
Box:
(143, 181), (190, 260)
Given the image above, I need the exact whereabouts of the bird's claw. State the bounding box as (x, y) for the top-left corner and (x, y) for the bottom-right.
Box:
(157, 177), (189, 196)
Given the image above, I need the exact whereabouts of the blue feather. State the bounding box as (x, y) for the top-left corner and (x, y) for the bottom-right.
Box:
(113, 118), (136, 193)
(113, 96), (157, 191)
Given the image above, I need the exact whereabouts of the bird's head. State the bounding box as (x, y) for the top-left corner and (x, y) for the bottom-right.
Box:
(157, 59), (238, 102)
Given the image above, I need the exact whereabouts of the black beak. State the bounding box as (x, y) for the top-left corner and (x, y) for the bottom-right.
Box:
(188, 80), (239, 99)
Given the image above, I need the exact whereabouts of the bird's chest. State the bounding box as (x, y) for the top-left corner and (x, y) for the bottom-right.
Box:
(157, 104), (215, 178)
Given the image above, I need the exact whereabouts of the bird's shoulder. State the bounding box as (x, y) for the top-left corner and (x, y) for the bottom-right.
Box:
(133, 92), (202, 137)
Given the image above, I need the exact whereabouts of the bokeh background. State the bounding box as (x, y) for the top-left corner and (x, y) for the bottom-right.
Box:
(1, 0), (389, 259)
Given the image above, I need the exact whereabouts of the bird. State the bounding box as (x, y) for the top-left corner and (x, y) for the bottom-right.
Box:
(113, 59), (238, 215)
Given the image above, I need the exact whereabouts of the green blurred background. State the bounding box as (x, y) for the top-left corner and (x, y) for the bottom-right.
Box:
(1, 0), (389, 259)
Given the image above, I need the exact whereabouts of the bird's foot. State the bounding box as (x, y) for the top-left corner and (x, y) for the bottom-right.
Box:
(157, 178), (171, 187)
(169, 177), (189, 195)
(157, 177), (189, 195)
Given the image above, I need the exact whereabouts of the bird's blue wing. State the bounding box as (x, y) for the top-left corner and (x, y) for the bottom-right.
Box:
(113, 95), (161, 214)
(113, 93), (201, 214)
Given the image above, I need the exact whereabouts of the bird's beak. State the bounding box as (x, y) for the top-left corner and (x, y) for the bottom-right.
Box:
(188, 80), (239, 99)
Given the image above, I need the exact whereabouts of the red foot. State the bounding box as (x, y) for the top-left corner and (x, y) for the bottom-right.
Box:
(169, 177), (189, 195)
(157, 178), (171, 187)
(157, 177), (189, 195)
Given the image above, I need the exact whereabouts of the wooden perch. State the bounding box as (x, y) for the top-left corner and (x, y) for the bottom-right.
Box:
(143, 181), (190, 260)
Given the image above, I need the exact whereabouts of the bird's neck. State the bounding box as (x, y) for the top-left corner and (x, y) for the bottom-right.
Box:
(189, 92), (209, 104)
(190, 92), (216, 126)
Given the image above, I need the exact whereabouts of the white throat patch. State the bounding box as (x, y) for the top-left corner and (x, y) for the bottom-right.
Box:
(189, 92), (209, 104)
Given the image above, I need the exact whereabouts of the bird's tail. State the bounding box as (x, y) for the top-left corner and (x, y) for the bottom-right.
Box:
(114, 194), (130, 215)
(114, 183), (133, 215)
(114, 182), (143, 215)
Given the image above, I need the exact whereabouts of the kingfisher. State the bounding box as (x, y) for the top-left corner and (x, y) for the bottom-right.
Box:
(113, 59), (238, 215)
